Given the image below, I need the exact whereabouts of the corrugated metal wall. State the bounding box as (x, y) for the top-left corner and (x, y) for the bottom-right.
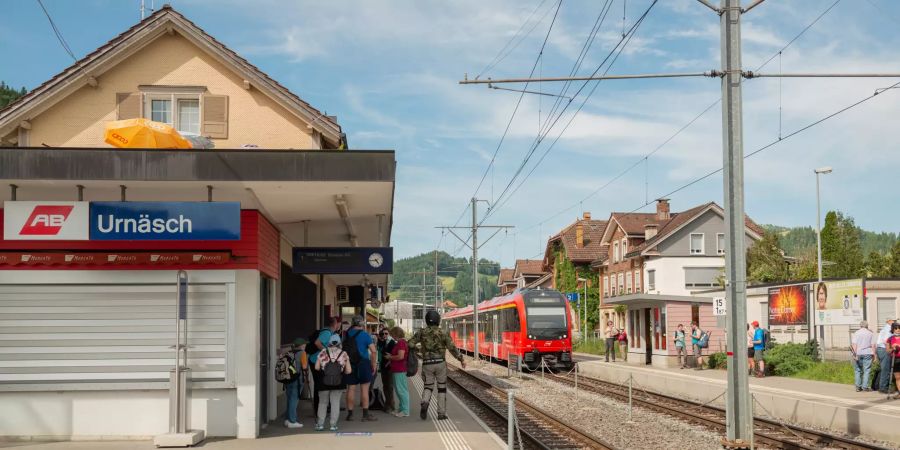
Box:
(0, 283), (227, 383)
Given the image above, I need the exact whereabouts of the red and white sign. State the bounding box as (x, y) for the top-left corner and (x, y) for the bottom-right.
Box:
(3, 201), (89, 241)
(0, 251), (231, 266)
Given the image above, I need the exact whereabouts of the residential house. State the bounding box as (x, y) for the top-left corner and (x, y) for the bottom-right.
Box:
(542, 212), (608, 336)
(0, 6), (394, 439)
(512, 259), (546, 289)
(593, 199), (763, 367)
(497, 268), (516, 295)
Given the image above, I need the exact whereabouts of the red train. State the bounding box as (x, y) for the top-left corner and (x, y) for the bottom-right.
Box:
(442, 288), (574, 371)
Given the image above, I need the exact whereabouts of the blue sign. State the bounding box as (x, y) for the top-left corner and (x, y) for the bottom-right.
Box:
(293, 247), (393, 274)
(565, 292), (579, 303)
(89, 202), (241, 241)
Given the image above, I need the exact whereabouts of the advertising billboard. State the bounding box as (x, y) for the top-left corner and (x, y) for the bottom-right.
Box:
(814, 279), (864, 326)
(768, 284), (808, 326)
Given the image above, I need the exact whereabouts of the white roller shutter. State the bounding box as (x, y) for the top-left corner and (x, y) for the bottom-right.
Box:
(0, 282), (227, 384)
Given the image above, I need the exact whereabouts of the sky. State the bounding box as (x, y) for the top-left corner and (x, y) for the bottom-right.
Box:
(2, 0), (900, 268)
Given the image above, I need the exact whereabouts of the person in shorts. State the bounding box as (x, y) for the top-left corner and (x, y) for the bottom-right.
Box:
(751, 321), (766, 377)
(746, 323), (755, 376)
(344, 315), (378, 422)
(691, 322), (704, 370)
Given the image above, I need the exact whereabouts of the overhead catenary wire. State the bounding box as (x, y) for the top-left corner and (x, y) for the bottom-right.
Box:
(484, 0), (659, 222)
(36, 0), (76, 61)
(513, 0), (843, 235)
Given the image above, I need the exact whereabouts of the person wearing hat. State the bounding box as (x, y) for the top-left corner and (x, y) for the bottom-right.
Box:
(283, 337), (308, 428)
(751, 321), (766, 377)
(314, 334), (352, 431)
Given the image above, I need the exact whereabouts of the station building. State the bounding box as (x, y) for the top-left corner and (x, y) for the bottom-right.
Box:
(0, 6), (394, 440)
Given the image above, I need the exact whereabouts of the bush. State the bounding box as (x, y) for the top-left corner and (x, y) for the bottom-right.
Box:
(707, 352), (728, 369)
(793, 361), (855, 385)
(764, 341), (816, 376)
(574, 338), (606, 356)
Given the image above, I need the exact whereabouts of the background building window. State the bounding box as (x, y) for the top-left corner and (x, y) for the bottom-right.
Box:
(603, 276), (609, 297)
(690, 233), (705, 255)
(621, 238), (627, 257)
(634, 270), (641, 293)
(717, 233), (725, 255)
(177, 99), (200, 134)
(151, 99), (172, 124)
(647, 269), (655, 291)
(684, 267), (720, 288)
(614, 242), (619, 262)
(618, 272), (625, 294)
(626, 272), (632, 294)
(691, 304), (700, 326)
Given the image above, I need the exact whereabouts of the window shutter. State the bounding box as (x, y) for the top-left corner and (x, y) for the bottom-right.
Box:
(116, 92), (141, 119)
(202, 94), (228, 139)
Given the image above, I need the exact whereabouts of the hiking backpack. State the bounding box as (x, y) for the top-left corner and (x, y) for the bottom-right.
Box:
(406, 344), (419, 377)
(343, 330), (362, 366)
(698, 331), (710, 349)
(305, 328), (328, 357)
(275, 353), (297, 384)
(321, 351), (345, 388)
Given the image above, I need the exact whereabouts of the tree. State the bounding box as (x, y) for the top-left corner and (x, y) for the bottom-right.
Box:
(865, 251), (890, 278)
(747, 231), (790, 284)
(0, 82), (27, 108)
(888, 240), (900, 277)
(820, 211), (865, 278)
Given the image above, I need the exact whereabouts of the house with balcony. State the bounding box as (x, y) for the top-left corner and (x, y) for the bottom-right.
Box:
(497, 268), (516, 295)
(592, 199), (764, 367)
(512, 259), (546, 289)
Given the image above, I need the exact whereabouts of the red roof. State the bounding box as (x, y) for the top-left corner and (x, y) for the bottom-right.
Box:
(546, 218), (609, 263)
(514, 259), (544, 277)
(498, 269), (515, 285)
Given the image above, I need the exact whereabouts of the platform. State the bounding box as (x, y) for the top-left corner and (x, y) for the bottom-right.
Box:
(574, 353), (900, 444)
(0, 374), (504, 450)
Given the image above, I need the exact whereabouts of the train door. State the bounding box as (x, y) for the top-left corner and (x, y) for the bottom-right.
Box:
(492, 314), (499, 359)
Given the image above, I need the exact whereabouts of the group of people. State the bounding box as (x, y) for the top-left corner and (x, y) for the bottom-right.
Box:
(279, 310), (467, 432)
(671, 322), (712, 370)
(851, 317), (900, 395)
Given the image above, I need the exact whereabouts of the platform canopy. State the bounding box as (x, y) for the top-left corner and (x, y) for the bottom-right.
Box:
(603, 293), (714, 309)
(0, 147), (395, 286)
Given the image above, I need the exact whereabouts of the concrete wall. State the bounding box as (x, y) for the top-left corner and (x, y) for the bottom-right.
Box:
(27, 32), (318, 149)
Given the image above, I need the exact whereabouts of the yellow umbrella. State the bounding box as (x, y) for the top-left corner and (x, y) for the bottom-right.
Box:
(104, 118), (193, 149)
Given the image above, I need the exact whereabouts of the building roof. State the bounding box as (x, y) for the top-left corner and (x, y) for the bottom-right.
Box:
(524, 272), (553, 289)
(546, 218), (609, 264)
(514, 259), (544, 277)
(0, 5), (343, 147)
(497, 269), (516, 286)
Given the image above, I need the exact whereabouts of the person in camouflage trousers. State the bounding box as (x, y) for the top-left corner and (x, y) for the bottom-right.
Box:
(408, 310), (466, 420)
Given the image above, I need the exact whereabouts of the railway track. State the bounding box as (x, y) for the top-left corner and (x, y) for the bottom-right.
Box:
(548, 370), (888, 450)
(447, 367), (614, 450)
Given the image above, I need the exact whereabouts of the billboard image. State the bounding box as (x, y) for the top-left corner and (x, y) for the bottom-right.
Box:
(814, 279), (864, 326)
(768, 285), (808, 326)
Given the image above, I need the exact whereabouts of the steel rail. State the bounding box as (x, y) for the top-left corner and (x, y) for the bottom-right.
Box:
(548, 371), (888, 450)
(448, 367), (614, 450)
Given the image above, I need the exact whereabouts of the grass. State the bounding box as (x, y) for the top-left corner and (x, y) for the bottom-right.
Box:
(573, 339), (625, 359)
(790, 361), (856, 385)
(440, 276), (455, 292)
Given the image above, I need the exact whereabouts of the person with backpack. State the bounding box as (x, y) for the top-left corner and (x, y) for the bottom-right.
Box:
(343, 315), (379, 422)
(383, 326), (410, 417)
(674, 324), (687, 369)
(752, 321), (766, 377)
(308, 317), (341, 415)
(377, 328), (397, 414)
(691, 322), (705, 370)
(617, 328), (628, 362)
(314, 335), (352, 431)
(276, 338), (308, 428)
(408, 310), (466, 421)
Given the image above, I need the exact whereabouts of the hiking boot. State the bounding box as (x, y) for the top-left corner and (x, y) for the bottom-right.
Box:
(362, 412), (378, 422)
(346, 410), (354, 421)
(420, 401), (429, 420)
(437, 413), (448, 420)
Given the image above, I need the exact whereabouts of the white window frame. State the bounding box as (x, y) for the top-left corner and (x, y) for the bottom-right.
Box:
(613, 242), (620, 263)
(621, 238), (628, 259)
(648, 269), (656, 291)
(634, 270), (641, 293)
(716, 233), (725, 255)
(626, 271), (633, 294)
(690, 233), (705, 255)
(603, 275), (609, 297)
(618, 272), (625, 294)
(141, 89), (205, 135)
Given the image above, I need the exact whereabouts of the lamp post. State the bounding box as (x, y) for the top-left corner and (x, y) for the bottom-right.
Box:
(577, 277), (587, 341)
(814, 166), (832, 344)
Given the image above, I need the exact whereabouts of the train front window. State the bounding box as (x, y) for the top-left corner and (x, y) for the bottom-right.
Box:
(526, 306), (567, 338)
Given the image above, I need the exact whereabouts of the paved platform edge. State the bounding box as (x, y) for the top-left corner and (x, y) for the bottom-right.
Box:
(575, 359), (900, 444)
(446, 385), (507, 449)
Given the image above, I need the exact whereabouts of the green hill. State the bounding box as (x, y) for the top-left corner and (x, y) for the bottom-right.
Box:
(762, 224), (897, 257)
(389, 251), (499, 306)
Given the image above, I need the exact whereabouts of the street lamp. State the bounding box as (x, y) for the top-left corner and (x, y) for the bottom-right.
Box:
(576, 277), (588, 341)
(814, 166), (832, 344)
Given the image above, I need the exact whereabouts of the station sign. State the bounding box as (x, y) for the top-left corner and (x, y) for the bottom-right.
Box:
(293, 247), (393, 274)
(89, 202), (240, 241)
(3, 201), (240, 241)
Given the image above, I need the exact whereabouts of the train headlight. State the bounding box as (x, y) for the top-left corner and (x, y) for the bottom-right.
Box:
(562, 334), (567, 339)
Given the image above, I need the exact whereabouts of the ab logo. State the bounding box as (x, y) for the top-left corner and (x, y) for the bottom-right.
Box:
(20, 205), (74, 235)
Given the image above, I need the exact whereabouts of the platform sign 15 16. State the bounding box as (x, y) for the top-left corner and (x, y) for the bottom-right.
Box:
(713, 297), (726, 316)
